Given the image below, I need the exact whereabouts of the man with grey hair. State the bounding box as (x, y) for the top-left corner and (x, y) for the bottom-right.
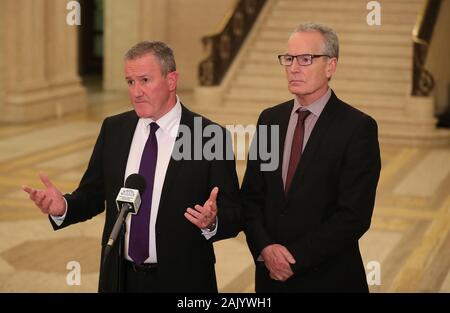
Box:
(23, 41), (242, 292)
(242, 23), (381, 292)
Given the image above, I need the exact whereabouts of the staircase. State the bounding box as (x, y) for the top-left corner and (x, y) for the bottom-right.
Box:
(194, 0), (450, 147)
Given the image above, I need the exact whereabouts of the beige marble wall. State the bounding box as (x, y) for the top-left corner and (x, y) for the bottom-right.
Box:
(426, 0), (450, 114)
(0, 0), (86, 123)
(103, 0), (235, 92)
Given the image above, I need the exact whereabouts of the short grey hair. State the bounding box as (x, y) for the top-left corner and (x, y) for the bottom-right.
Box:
(124, 41), (176, 76)
(292, 23), (339, 60)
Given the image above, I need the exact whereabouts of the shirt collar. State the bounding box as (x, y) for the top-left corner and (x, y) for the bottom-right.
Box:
(139, 95), (182, 138)
(292, 88), (331, 118)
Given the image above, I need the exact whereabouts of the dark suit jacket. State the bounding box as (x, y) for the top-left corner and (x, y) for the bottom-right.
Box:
(241, 91), (381, 292)
(50, 104), (241, 292)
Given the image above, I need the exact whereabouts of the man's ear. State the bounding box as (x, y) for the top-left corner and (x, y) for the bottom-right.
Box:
(325, 57), (337, 79)
(166, 71), (179, 91)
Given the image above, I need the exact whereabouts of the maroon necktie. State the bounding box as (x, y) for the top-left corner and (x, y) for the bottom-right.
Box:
(129, 122), (159, 264)
(285, 110), (310, 192)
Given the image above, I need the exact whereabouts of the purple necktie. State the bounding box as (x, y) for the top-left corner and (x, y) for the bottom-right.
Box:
(129, 122), (159, 264)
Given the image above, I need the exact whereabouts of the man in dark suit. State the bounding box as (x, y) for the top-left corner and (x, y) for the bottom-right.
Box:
(241, 23), (381, 292)
(22, 41), (241, 292)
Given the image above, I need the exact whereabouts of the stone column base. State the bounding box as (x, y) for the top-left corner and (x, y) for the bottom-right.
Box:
(1, 82), (86, 123)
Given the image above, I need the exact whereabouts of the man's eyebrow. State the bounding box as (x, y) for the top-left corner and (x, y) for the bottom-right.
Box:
(125, 74), (150, 79)
(125, 75), (149, 79)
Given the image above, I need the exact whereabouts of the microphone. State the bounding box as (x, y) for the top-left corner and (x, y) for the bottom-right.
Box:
(103, 174), (146, 265)
(115, 174), (146, 215)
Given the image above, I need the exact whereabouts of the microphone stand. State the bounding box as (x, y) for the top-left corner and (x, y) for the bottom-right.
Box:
(103, 204), (130, 264)
(102, 204), (130, 292)
(117, 219), (126, 292)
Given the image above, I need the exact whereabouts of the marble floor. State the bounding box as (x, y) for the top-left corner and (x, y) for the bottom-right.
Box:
(0, 89), (449, 292)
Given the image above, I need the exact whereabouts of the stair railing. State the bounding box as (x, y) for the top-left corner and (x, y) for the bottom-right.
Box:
(198, 0), (267, 86)
(412, 0), (442, 96)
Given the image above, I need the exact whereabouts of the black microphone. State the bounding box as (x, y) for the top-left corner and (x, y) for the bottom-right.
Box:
(103, 173), (146, 265)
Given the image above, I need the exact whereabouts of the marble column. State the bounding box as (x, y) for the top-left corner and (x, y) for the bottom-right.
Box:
(103, 0), (140, 91)
(0, 0), (86, 123)
(139, 0), (168, 42)
(103, 0), (169, 91)
(45, 0), (86, 117)
(0, 0), (5, 109)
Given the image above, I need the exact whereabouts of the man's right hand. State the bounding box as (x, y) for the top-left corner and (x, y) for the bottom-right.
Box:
(22, 173), (66, 216)
(261, 244), (296, 282)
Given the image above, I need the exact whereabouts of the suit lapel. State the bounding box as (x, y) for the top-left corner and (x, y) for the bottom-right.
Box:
(116, 111), (139, 183)
(286, 92), (340, 201)
(274, 101), (294, 198)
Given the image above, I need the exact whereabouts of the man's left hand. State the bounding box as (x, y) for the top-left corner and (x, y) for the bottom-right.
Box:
(261, 244), (295, 281)
(185, 187), (218, 229)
